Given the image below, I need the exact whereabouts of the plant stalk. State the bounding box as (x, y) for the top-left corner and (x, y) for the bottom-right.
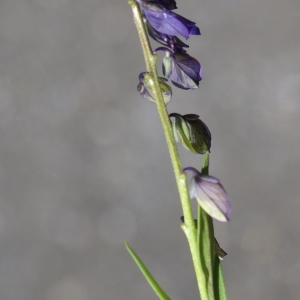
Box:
(129, 1), (212, 299)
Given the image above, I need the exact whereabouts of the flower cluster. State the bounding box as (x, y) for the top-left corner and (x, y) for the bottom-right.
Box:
(137, 0), (202, 90)
(128, 2), (232, 297)
(135, 0), (232, 223)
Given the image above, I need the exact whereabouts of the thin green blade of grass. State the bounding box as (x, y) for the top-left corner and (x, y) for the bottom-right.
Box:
(125, 242), (171, 300)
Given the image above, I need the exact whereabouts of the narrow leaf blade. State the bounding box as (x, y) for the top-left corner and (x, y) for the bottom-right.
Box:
(197, 152), (216, 300)
(213, 255), (228, 300)
(125, 242), (171, 300)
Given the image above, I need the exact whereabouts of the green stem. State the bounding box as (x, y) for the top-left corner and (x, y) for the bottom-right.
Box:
(128, 1), (211, 299)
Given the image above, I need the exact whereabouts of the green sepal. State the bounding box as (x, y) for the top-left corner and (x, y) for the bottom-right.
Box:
(175, 116), (195, 153)
(125, 242), (171, 300)
(170, 113), (196, 153)
(178, 125), (198, 153)
(185, 114), (211, 154)
(162, 54), (172, 78)
(172, 117), (180, 143)
(178, 116), (191, 141)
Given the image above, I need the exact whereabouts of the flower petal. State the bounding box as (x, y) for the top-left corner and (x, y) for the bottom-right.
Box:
(162, 52), (201, 89)
(138, 1), (200, 39)
(184, 167), (232, 222)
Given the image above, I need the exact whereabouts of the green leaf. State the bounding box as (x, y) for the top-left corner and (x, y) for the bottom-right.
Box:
(197, 153), (228, 300)
(213, 255), (228, 300)
(197, 153), (215, 300)
(125, 242), (171, 300)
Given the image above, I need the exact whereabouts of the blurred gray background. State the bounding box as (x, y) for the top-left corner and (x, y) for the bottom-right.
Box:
(0, 0), (299, 299)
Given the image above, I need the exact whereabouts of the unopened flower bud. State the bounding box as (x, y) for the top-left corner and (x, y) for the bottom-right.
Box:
(170, 113), (211, 154)
(137, 72), (172, 105)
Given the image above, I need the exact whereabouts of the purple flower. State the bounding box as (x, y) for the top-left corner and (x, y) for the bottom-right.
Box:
(137, 0), (200, 39)
(137, 72), (172, 104)
(167, 36), (189, 54)
(145, 21), (171, 45)
(183, 167), (232, 222)
(145, 21), (189, 53)
(156, 47), (202, 89)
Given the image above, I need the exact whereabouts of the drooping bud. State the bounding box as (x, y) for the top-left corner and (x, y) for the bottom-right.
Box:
(169, 113), (211, 154)
(137, 72), (172, 105)
(183, 167), (232, 222)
